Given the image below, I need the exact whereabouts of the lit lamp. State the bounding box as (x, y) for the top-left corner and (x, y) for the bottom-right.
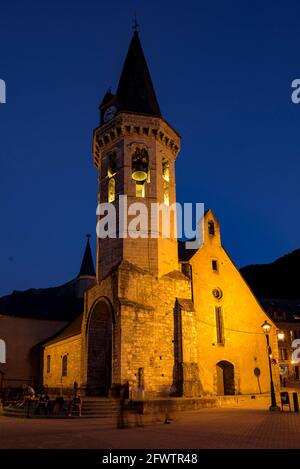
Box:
(277, 331), (285, 341)
(261, 320), (280, 411)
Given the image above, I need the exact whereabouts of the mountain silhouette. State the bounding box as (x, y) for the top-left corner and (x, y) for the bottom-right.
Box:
(240, 249), (300, 299)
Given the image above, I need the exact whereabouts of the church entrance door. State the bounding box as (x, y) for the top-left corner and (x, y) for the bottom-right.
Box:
(216, 361), (235, 395)
(87, 300), (113, 396)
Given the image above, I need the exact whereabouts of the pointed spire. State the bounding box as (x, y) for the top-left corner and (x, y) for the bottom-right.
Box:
(116, 30), (161, 117)
(78, 235), (96, 278)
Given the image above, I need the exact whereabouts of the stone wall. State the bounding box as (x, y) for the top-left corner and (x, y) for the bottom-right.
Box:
(43, 335), (81, 391)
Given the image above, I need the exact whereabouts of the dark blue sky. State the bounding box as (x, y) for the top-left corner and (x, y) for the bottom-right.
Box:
(0, 0), (300, 296)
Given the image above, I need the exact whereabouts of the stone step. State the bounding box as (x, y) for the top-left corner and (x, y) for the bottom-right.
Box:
(1, 399), (121, 419)
(1, 408), (119, 419)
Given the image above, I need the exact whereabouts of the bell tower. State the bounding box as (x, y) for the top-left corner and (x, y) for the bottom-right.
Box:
(93, 31), (181, 280)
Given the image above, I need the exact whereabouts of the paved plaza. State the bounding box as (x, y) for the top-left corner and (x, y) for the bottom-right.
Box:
(1, 399), (300, 449)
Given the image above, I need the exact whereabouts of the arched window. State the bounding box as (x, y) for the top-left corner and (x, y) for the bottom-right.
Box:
(0, 339), (6, 364)
(108, 177), (115, 202)
(62, 355), (68, 377)
(132, 148), (148, 198)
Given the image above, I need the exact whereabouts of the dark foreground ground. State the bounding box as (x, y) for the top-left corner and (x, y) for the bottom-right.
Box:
(0, 399), (300, 449)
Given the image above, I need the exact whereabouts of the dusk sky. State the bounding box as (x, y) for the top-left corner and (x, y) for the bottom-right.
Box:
(1, 0), (300, 296)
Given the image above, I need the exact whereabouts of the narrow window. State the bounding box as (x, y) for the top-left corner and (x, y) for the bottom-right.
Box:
(215, 307), (225, 345)
(212, 260), (218, 271)
(0, 339), (6, 364)
(208, 221), (215, 236)
(280, 348), (288, 360)
(163, 181), (170, 206)
(108, 177), (115, 202)
(46, 355), (51, 373)
(62, 355), (68, 377)
(162, 158), (170, 206)
(138, 367), (144, 388)
(108, 152), (117, 177)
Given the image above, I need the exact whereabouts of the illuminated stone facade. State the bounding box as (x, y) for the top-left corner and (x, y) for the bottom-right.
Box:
(43, 31), (280, 397)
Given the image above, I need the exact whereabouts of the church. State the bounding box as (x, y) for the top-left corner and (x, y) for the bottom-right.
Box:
(41, 30), (280, 398)
(1, 30), (280, 400)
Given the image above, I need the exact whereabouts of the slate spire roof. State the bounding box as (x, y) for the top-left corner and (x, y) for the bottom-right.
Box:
(78, 236), (96, 278)
(116, 31), (161, 117)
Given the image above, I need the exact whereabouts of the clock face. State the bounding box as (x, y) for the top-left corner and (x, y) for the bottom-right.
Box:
(103, 105), (117, 123)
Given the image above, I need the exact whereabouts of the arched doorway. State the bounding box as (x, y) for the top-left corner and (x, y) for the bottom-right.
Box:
(87, 299), (113, 396)
(216, 360), (235, 395)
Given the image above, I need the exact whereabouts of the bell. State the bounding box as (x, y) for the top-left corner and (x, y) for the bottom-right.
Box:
(132, 161), (148, 182)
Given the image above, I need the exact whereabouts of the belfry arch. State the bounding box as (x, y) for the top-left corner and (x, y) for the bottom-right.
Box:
(86, 299), (114, 396)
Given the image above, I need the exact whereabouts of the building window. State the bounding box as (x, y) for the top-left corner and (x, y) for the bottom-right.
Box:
(163, 181), (170, 206)
(294, 330), (300, 340)
(280, 348), (288, 360)
(215, 307), (225, 345)
(138, 367), (144, 388)
(0, 339), (6, 364)
(212, 260), (218, 271)
(208, 221), (215, 236)
(212, 288), (223, 300)
(108, 177), (115, 202)
(107, 151), (117, 177)
(162, 158), (170, 206)
(62, 355), (68, 377)
(132, 148), (148, 198)
(46, 355), (51, 373)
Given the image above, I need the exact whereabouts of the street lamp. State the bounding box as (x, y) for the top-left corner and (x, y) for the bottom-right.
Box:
(277, 331), (285, 341)
(261, 320), (280, 411)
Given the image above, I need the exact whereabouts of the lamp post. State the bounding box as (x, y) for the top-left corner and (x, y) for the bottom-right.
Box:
(261, 320), (280, 411)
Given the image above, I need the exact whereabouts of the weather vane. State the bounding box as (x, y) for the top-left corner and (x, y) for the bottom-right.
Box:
(133, 14), (140, 33)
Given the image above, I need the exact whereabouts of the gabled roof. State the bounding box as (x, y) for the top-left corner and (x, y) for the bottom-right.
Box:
(116, 31), (161, 117)
(78, 237), (96, 278)
(43, 313), (83, 346)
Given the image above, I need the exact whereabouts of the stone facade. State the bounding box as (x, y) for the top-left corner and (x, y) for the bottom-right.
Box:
(43, 335), (81, 391)
(42, 31), (280, 398)
(43, 210), (280, 397)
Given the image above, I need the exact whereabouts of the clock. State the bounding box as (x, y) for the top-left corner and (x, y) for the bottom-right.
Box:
(103, 105), (117, 123)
